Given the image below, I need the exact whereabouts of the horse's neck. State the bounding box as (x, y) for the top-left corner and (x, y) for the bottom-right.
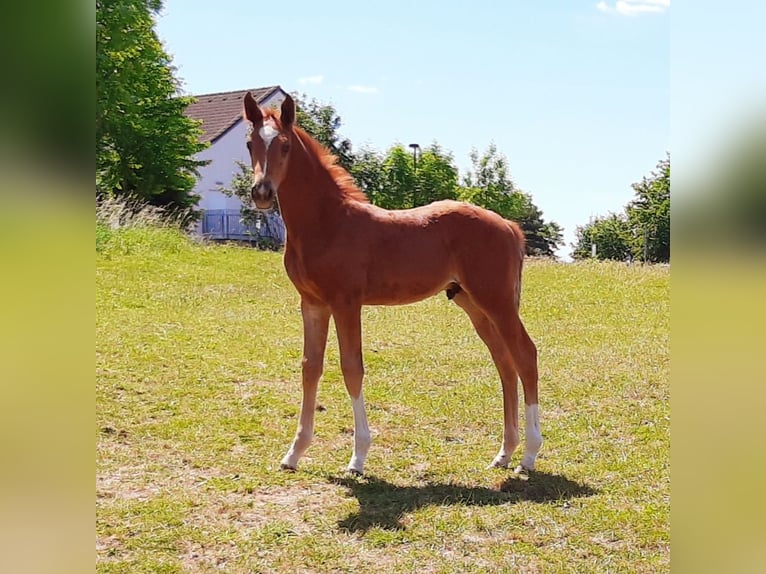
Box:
(278, 152), (345, 243)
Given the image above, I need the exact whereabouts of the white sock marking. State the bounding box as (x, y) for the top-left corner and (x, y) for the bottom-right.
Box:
(521, 403), (542, 470)
(349, 393), (371, 473)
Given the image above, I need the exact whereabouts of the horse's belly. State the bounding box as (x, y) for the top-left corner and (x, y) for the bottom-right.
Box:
(362, 274), (451, 306)
(361, 242), (454, 305)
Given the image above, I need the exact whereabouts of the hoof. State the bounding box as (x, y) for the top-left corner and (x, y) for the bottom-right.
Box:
(513, 465), (531, 480)
(279, 463), (297, 472)
(346, 467), (364, 477)
(488, 457), (510, 469)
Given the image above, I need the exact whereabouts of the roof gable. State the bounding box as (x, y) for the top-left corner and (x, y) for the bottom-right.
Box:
(185, 86), (282, 144)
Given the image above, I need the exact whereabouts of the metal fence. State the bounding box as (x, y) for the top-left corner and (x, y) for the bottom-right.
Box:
(201, 209), (286, 246)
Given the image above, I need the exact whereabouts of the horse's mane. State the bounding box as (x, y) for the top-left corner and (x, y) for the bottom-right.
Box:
(263, 109), (369, 204)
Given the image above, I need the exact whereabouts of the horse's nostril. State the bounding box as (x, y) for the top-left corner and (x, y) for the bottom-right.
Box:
(260, 181), (276, 197)
(251, 181), (275, 208)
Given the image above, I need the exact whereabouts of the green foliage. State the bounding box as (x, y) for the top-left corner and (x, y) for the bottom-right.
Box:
(517, 201), (565, 257)
(349, 147), (387, 204)
(572, 155), (670, 262)
(379, 145), (416, 209)
(413, 143), (460, 206)
(626, 154), (670, 262)
(292, 93), (354, 171)
(352, 143), (460, 209)
(462, 144), (514, 200)
(460, 144), (563, 257)
(96, 0), (207, 213)
(572, 213), (632, 261)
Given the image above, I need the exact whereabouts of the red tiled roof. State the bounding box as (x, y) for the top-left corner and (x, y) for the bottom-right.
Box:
(185, 86), (282, 144)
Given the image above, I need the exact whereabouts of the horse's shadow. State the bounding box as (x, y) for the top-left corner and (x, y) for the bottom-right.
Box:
(329, 470), (597, 533)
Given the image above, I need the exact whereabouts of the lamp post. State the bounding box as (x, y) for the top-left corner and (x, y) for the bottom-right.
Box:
(408, 143), (420, 207)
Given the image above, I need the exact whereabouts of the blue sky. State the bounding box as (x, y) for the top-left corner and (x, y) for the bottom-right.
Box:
(157, 1), (669, 258)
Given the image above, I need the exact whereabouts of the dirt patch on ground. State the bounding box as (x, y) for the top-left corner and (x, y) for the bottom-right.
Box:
(185, 483), (350, 534)
(179, 483), (353, 572)
(96, 456), (226, 502)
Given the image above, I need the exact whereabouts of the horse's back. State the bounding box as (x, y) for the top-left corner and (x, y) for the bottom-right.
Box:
(286, 199), (524, 306)
(362, 200), (524, 298)
(369, 200), (517, 237)
(407, 200), (523, 258)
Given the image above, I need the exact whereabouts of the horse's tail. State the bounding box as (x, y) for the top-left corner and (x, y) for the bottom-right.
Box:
(507, 220), (526, 310)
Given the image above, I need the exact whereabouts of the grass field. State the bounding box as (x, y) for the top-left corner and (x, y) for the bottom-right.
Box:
(96, 226), (669, 573)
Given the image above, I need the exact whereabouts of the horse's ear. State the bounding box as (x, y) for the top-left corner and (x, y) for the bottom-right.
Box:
(243, 92), (263, 124)
(281, 95), (295, 129)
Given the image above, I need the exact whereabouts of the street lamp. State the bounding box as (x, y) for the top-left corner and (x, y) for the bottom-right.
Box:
(408, 143), (421, 207)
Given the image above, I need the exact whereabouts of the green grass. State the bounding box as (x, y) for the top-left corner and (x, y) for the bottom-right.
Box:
(97, 227), (669, 573)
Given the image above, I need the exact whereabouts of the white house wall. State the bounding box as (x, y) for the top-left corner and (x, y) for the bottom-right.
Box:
(195, 120), (251, 212)
(193, 90), (286, 231)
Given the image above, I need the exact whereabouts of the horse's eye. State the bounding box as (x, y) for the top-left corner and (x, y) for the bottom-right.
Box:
(282, 143), (290, 154)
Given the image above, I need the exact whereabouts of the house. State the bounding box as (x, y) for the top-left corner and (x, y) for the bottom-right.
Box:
(184, 86), (288, 244)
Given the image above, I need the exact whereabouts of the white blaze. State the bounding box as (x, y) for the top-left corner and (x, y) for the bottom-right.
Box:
(259, 123), (279, 174)
(259, 123), (279, 149)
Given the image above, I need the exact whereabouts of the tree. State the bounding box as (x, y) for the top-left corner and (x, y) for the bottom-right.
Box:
(292, 93), (354, 171)
(459, 144), (563, 256)
(626, 154), (670, 262)
(378, 145), (417, 209)
(459, 143), (526, 219)
(413, 143), (460, 206)
(572, 213), (632, 261)
(349, 147), (386, 204)
(96, 0), (206, 213)
(356, 143), (460, 209)
(516, 198), (565, 257)
(571, 154), (670, 262)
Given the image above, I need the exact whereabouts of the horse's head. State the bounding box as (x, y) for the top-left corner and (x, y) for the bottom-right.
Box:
(243, 92), (296, 210)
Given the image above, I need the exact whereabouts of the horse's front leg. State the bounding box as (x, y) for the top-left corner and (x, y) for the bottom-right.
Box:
(280, 299), (330, 471)
(333, 304), (371, 476)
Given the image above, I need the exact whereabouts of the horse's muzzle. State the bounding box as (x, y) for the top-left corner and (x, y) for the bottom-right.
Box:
(251, 180), (276, 210)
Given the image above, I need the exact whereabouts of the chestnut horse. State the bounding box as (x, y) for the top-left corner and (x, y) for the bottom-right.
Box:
(243, 93), (542, 476)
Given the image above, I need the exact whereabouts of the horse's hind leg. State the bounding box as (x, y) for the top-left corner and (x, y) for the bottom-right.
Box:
(491, 306), (542, 471)
(453, 291), (520, 469)
(280, 299), (330, 471)
(461, 285), (542, 471)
